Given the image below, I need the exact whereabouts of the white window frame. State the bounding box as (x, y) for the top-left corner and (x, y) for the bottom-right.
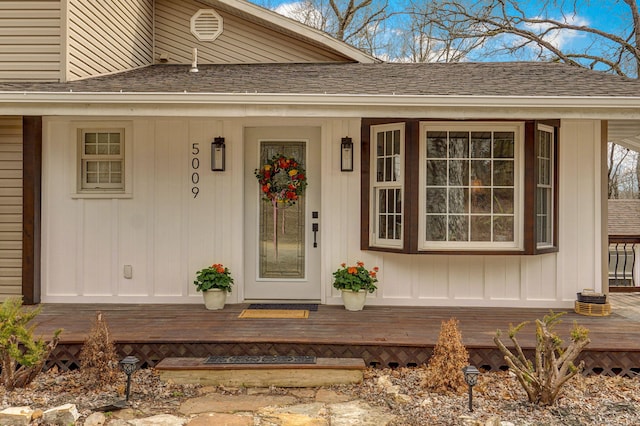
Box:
(370, 123), (404, 248)
(73, 121), (132, 198)
(536, 124), (554, 249)
(418, 122), (525, 251)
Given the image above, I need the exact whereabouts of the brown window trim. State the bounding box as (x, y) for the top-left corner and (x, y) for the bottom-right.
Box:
(361, 118), (559, 255)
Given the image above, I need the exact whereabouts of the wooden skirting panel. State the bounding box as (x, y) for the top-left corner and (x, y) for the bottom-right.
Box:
(45, 342), (640, 378)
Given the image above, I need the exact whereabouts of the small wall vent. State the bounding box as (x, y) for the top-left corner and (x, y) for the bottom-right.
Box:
(190, 9), (223, 42)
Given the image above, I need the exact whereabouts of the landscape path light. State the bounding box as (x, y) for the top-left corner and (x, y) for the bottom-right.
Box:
(462, 365), (480, 412)
(120, 355), (140, 401)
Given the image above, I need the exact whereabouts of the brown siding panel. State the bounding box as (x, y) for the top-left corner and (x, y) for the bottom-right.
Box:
(0, 117), (23, 301)
(68, 0), (153, 80)
(0, 1), (61, 82)
(154, 0), (349, 64)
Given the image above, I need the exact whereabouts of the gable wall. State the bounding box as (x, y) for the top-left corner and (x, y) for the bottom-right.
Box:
(67, 0), (153, 81)
(0, 1), (62, 82)
(154, 0), (349, 64)
(0, 117), (22, 301)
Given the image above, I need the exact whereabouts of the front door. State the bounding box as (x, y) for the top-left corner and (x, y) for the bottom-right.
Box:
(244, 127), (321, 300)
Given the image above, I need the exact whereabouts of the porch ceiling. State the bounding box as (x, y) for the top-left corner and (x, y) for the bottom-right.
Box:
(609, 120), (640, 151)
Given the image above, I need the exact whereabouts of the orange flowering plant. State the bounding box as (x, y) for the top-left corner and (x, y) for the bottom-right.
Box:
(332, 261), (379, 293)
(193, 263), (234, 292)
(254, 154), (307, 207)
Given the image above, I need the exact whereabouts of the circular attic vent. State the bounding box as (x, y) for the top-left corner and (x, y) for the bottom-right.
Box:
(190, 9), (223, 42)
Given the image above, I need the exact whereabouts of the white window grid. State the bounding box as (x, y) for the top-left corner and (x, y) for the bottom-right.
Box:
(536, 124), (554, 248)
(370, 123), (404, 248)
(80, 129), (124, 191)
(418, 122), (524, 251)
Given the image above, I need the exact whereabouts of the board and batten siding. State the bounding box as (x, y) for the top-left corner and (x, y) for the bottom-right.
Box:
(0, 117), (23, 300)
(67, 0), (153, 81)
(0, 1), (61, 82)
(154, 0), (350, 64)
(41, 117), (601, 308)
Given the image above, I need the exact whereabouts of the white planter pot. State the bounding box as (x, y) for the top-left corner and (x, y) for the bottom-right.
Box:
(202, 289), (227, 310)
(341, 289), (367, 311)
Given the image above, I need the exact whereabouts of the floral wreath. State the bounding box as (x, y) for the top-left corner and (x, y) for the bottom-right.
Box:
(255, 154), (307, 207)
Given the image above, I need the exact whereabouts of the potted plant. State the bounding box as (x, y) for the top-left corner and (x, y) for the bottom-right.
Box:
(193, 263), (234, 310)
(332, 261), (378, 311)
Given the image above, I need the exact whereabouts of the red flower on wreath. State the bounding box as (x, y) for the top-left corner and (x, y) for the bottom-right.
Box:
(254, 154), (308, 207)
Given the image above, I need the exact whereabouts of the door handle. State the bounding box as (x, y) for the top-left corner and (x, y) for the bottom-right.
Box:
(312, 223), (319, 247)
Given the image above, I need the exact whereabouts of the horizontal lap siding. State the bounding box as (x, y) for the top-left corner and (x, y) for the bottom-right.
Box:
(0, 117), (22, 300)
(154, 0), (348, 64)
(68, 0), (153, 80)
(0, 1), (61, 82)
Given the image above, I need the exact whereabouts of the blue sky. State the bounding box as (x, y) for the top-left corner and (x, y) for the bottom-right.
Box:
(249, 0), (632, 72)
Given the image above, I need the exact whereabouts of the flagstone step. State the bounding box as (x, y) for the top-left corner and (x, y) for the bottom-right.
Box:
(155, 357), (366, 387)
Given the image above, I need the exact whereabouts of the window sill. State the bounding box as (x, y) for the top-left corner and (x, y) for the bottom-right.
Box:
(71, 192), (132, 199)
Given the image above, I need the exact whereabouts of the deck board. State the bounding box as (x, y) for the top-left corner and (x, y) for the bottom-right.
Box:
(30, 296), (640, 375)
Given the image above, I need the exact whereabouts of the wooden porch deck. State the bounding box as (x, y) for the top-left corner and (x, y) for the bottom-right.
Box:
(33, 295), (640, 377)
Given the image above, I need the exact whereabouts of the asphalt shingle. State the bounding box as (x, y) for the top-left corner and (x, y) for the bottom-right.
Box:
(1, 62), (639, 97)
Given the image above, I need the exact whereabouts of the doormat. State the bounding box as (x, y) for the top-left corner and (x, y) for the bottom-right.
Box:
(238, 309), (309, 319)
(204, 355), (317, 365)
(248, 303), (318, 311)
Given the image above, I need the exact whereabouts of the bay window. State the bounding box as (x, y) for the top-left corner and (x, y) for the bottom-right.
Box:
(362, 119), (558, 255)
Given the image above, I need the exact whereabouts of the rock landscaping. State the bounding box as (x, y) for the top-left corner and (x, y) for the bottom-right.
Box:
(0, 366), (638, 425)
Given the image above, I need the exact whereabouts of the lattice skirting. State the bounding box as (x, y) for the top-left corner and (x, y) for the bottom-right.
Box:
(46, 343), (640, 377)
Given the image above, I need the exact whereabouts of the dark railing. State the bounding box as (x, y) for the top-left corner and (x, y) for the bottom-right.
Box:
(608, 243), (637, 287)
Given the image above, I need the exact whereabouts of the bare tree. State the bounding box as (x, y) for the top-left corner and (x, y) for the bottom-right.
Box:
(420, 0), (640, 77)
(256, 0), (390, 55)
(608, 142), (640, 198)
(390, 0), (485, 62)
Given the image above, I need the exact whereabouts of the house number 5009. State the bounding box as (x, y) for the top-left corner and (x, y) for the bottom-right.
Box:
(191, 143), (200, 198)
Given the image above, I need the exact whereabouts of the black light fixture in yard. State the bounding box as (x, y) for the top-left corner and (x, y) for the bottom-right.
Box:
(462, 365), (480, 412)
(120, 355), (140, 401)
(341, 137), (354, 171)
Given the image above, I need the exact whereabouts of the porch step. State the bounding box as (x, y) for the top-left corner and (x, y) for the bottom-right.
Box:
(155, 357), (366, 387)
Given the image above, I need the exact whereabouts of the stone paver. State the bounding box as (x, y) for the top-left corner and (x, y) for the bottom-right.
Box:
(314, 389), (354, 403)
(329, 401), (396, 426)
(1, 386), (397, 425)
(116, 392), (395, 426)
(186, 412), (253, 426)
(178, 394), (298, 415)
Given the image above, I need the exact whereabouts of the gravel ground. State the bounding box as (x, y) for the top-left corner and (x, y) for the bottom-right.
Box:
(1, 366), (639, 425)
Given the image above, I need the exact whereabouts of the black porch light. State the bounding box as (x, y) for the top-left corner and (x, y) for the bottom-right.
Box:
(462, 365), (480, 412)
(120, 355), (140, 401)
(211, 136), (226, 171)
(341, 137), (354, 171)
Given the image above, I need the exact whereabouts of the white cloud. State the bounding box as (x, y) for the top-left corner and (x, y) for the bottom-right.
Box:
(523, 14), (589, 50)
(273, 2), (325, 29)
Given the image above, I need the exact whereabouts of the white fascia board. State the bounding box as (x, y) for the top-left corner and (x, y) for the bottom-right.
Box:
(205, 0), (378, 64)
(2, 92), (640, 119)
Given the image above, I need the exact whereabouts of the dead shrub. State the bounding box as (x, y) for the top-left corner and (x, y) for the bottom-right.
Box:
(79, 312), (119, 388)
(422, 317), (469, 394)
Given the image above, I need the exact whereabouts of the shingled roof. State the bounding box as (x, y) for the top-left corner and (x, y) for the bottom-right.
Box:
(609, 199), (640, 237)
(1, 62), (640, 97)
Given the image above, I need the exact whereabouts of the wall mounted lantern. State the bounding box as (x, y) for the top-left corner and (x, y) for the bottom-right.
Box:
(462, 365), (480, 412)
(341, 137), (354, 172)
(211, 137), (226, 171)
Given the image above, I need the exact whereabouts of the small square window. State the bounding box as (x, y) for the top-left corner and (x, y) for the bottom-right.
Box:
(79, 129), (125, 192)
